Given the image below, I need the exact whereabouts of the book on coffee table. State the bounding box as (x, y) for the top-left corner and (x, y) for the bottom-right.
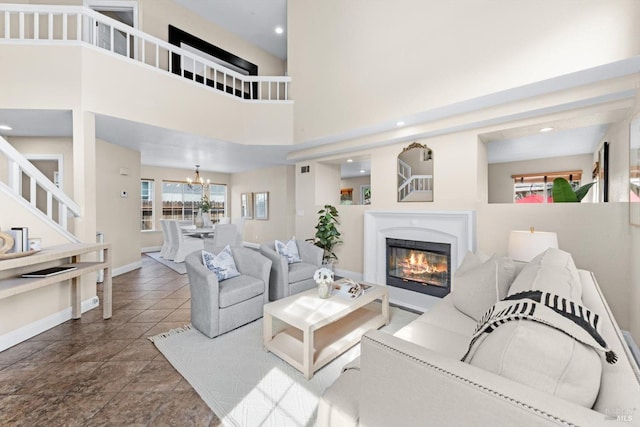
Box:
(333, 279), (372, 299)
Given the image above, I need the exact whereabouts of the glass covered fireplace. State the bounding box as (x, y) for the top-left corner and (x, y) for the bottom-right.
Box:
(386, 238), (451, 298)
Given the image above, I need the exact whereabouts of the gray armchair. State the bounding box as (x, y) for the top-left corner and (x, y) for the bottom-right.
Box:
(259, 240), (324, 301)
(185, 247), (272, 338)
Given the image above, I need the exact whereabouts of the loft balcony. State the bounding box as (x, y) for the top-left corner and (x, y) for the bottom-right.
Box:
(0, 4), (293, 146)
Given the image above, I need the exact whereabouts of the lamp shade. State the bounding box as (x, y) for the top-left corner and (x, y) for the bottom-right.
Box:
(508, 230), (558, 262)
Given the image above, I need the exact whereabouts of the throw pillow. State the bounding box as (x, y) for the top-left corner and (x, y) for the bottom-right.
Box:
(275, 238), (302, 264)
(202, 246), (241, 282)
(508, 248), (582, 300)
(452, 252), (517, 321)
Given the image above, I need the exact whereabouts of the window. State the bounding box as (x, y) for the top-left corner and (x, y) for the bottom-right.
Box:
(140, 179), (154, 230)
(161, 181), (227, 222)
(512, 171), (582, 204)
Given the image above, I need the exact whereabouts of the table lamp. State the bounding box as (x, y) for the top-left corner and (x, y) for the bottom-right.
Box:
(507, 228), (558, 262)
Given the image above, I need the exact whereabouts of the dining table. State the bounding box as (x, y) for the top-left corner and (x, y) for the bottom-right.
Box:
(183, 227), (216, 238)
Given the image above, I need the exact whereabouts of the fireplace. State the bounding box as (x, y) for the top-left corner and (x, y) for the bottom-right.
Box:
(386, 238), (451, 298)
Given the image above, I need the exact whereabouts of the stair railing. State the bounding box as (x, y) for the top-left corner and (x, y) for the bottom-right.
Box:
(0, 135), (80, 240)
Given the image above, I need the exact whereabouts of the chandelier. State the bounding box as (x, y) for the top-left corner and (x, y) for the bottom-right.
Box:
(187, 165), (210, 190)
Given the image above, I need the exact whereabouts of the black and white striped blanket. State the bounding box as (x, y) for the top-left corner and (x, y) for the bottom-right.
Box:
(462, 290), (617, 364)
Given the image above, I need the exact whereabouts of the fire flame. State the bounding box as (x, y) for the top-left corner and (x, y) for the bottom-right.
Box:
(398, 251), (446, 276)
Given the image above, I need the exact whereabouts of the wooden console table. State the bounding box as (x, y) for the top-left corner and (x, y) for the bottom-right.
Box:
(0, 242), (112, 319)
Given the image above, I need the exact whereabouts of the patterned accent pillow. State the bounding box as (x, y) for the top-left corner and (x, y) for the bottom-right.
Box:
(201, 246), (241, 282)
(275, 238), (302, 264)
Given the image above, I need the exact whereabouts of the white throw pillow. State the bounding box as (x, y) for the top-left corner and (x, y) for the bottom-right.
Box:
(466, 248), (601, 408)
(452, 252), (517, 321)
(202, 246), (241, 282)
(275, 238), (302, 264)
(508, 248), (582, 300)
(467, 320), (602, 408)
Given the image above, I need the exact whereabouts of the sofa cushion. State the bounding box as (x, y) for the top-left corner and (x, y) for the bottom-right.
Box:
(395, 321), (472, 360)
(466, 320), (602, 408)
(275, 238), (302, 264)
(508, 248), (582, 300)
(202, 246), (240, 282)
(418, 295), (477, 337)
(466, 248), (601, 408)
(218, 274), (264, 308)
(288, 261), (318, 283)
(452, 252), (517, 321)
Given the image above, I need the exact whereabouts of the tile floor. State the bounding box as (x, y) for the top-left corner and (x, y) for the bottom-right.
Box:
(0, 255), (221, 426)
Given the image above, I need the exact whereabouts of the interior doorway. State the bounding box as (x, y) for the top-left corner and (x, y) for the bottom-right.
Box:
(84, 0), (139, 59)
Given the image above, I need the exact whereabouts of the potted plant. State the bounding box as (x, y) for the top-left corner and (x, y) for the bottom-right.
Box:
(313, 204), (342, 265)
(551, 178), (596, 202)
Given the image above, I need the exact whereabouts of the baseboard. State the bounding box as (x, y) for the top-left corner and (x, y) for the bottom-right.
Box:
(141, 246), (161, 253)
(0, 296), (100, 352)
(334, 268), (363, 281)
(113, 260), (141, 277)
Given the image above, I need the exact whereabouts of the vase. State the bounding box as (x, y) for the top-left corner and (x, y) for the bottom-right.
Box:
(195, 209), (205, 228)
(318, 281), (332, 299)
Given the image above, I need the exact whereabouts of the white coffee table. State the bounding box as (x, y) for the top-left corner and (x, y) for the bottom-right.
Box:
(263, 282), (389, 379)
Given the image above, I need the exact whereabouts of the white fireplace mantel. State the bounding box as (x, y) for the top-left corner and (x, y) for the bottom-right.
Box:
(363, 210), (476, 312)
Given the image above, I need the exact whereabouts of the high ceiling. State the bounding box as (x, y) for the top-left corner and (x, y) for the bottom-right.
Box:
(174, 0), (288, 60)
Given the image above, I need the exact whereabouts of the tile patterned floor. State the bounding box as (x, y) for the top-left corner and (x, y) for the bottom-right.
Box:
(0, 255), (221, 426)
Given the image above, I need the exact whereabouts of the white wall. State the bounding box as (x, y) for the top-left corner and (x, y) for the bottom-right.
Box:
(96, 139), (141, 271)
(288, 0), (640, 143)
(230, 165), (295, 244)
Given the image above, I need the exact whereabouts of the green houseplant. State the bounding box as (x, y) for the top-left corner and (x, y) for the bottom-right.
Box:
(313, 204), (342, 264)
(552, 177), (596, 202)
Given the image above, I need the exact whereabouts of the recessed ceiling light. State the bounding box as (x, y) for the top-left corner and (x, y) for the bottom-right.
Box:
(396, 121), (405, 127)
(347, 159), (353, 163)
(275, 26), (284, 35)
(539, 127), (554, 133)
(360, 169), (365, 174)
(0, 124), (12, 131)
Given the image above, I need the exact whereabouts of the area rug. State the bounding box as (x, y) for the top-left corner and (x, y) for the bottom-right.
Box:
(145, 251), (187, 274)
(150, 305), (419, 427)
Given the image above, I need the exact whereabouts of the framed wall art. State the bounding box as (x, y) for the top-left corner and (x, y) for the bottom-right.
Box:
(254, 192), (269, 220)
(241, 193), (253, 219)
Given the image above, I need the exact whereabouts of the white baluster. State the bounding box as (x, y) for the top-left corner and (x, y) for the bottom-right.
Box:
(29, 177), (36, 206)
(285, 82), (288, 100)
(34, 13), (39, 40)
(61, 204), (68, 229)
(76, 13), (81, 41)
(127, 33), (131, 58)
(18, 12), (24, 39)
(4, 11), (9, 39)
(47, 191), (53, 219)
(155, 43), (158, 67)
(62, 13), (67, 41)
(48, 13), (52, 40)
(268, 82), (271, 100)
(109, 25), (114, 52)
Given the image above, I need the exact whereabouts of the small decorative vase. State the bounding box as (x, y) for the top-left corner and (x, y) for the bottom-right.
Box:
(318, 281), (332, 299)
(195, 209), (205, 228)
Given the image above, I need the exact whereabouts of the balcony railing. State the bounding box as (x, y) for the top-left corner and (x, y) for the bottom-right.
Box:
(0, 4), (291, 102)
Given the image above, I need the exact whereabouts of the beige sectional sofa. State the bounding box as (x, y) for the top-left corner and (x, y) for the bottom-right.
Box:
(318, 249), (640, 426)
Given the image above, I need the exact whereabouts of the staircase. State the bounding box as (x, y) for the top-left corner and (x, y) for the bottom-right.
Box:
(398, 158), (433, 202)
(0, 135), (80, 242)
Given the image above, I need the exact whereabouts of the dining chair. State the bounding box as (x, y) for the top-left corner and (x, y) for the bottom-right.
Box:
(159, 219), (173, 259)
(170, 220), (204, 263)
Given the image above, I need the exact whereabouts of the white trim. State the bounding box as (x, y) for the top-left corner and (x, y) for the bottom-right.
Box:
(113, 260), (141, 276)
(141, 246), (161, 253)
(0, 296), (99, 352)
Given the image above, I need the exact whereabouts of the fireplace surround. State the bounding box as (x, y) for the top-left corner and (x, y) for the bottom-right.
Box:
(364, 210), (476, 312)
